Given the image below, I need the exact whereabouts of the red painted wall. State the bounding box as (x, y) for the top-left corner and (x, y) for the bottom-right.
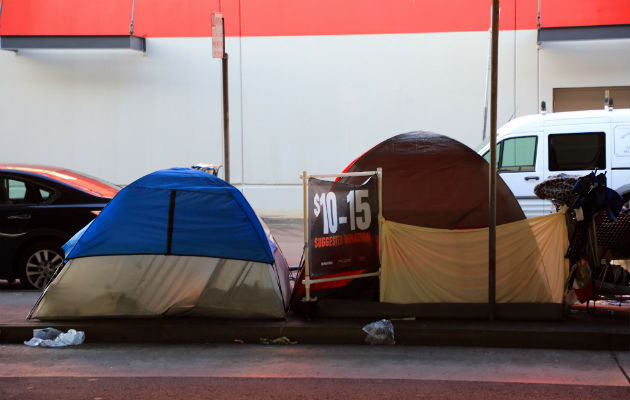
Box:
(0, 0), (627, 37)
(540, 0), (629, 28)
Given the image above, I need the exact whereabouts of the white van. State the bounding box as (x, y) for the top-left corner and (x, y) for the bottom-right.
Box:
(478, 108), (630, 218)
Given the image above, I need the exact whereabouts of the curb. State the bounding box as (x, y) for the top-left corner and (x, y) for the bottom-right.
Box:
(2, 318), (628, 350)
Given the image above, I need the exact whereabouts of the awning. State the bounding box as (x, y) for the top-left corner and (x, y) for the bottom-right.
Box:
(0, 35), (145, 52)
(538, 24), (630, 43)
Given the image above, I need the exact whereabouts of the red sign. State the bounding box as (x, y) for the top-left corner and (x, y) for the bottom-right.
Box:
(211, 12), (224, 58)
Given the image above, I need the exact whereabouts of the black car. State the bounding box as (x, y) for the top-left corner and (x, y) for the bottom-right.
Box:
(0, 164), (119, 289)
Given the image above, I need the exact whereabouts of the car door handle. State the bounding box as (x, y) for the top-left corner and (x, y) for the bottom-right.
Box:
(8, 214), (31, 220)
(524, 176), (540, 181)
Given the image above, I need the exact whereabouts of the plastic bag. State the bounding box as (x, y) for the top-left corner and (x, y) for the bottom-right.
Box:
(24, 328), (85, 347)
(362, 319), (395, 345)
(32, 327), (63, 340)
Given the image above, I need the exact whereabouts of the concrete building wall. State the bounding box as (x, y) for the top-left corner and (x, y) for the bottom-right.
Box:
(0, 39), (229, 186)
(539, 39), (630, 112)
(1, 0), (628, 214)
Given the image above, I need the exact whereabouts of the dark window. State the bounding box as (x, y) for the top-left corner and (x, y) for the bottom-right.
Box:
(548, 132), (605, 171)
(499, 136), (537, 172)
(7, 179), (27, 202)
(0, 178), (8, 204)
(39, 188), (52, 200)
(0, 177), (52, 205)
(482, 143), (502, 167)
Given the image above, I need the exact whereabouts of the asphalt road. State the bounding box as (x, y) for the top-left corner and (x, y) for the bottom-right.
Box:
(2, 377), (628, 400)
(0, 344), (628, 399)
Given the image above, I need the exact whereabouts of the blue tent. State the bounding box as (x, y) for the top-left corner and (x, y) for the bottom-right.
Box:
(64, 168), (274, 264)
(31, 168), (290, 320)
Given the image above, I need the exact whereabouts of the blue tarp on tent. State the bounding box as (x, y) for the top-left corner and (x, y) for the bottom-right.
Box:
(63, 168), (274, 264)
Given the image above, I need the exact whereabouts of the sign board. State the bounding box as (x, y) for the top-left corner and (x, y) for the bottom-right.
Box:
(307, 175), (380, 277)
(211, 12), (224, 58)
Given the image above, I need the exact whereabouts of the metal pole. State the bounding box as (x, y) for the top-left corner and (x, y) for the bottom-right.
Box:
(302, 171), (311, 301)
(222, 50), (230, 183)
(377, 168), (383, 260)
(482, 28), (491, 142)
(377, 168), (383, 300)
(481, 4), (493, 141)
(489, 0), (500, 320)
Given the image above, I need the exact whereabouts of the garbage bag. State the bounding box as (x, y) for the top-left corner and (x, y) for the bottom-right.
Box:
(362, 319), (395, 345)
(24, 328), (85, 347)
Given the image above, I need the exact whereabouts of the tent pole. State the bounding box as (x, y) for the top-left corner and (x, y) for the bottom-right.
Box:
(302, 171), (311, 301)
(489, 0), (500, 321)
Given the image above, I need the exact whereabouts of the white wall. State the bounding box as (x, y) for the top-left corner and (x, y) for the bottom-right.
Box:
(538, 39), (630, 112)
(1, 31), (627, 214)
(0, 38), (230, 185)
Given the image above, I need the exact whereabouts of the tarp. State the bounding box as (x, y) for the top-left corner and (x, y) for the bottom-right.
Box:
(341, 131), (525, 229)
(32, 255), (288, 319)
(63, 168), (273, 264)
(292, 131), (527, 306)
(380, 211), (569, 304)
(30, 168), (290, 320)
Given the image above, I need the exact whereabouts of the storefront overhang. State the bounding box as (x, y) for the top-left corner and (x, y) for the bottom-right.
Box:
(0, 35), (146, 52)
(538, 24), (630, 43)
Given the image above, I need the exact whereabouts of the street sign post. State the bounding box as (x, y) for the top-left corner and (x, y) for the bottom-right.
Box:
(212, 12), (230, 182)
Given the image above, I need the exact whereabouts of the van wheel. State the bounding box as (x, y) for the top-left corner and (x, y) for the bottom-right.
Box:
(18, 241), (64, 290)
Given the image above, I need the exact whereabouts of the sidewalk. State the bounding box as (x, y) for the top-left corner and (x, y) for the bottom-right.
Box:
(0, 289), (628, 350)
(1, 219), (628, 350)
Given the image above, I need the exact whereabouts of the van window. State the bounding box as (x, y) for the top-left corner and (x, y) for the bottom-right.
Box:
(499, 136), (537, 172)
(548, 132), (605, 171)
(482, 145), (500, 167)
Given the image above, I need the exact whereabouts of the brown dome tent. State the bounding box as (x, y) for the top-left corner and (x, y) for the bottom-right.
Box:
(291, 132), (567, 320)
(341, 131), (525, 229)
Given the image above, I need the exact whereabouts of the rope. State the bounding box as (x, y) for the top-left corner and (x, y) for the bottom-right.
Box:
(129, 0), (136, 35)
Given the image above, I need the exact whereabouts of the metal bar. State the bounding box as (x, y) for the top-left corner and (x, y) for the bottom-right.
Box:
(377, 167), (383, 300)
(377, 167), (383, 259)
(222, 49), (230, 183)
(488, 0), (499, 321)
(303, 271), (381, 285)
(482, 4), (493, 141)
(302, 171), (311, 301)
(307, 171), (379, 179)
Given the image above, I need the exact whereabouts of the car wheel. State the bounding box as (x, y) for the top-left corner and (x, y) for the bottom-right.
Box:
(18, 241), (64, 290)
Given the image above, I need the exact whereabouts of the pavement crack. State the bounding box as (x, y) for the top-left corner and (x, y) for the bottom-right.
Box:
(611, 351), (630, 384)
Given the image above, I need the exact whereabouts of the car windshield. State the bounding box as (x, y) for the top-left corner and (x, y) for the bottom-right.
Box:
(2, 166), (120, 198)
